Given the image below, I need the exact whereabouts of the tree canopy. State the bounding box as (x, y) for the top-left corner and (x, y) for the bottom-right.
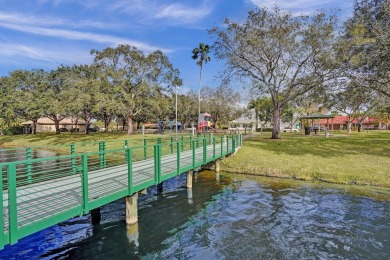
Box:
(91, 45), (182, 134)
(339, 0), (390, 97)
(210, 7), (338, 138)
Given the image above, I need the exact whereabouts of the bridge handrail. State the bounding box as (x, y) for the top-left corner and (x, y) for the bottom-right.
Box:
(0, 133), (223, 163)
(0, 136), (213, 166)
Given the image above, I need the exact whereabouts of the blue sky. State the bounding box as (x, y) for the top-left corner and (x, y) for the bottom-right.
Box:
(0, 0), (353, 99)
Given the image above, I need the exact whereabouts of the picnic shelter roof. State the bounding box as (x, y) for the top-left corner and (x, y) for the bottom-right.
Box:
(300, 113), (335, 120)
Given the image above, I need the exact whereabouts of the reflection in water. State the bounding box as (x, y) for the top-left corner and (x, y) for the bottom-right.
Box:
(127, 223), (139, 248)
(0, 171), (389, 259)
(0, 148), (61, 163)
(187, 188), (193, 205)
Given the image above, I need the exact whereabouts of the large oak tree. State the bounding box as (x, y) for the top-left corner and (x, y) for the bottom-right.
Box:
(91, 45), (182, 134)
(210, 7), (338, 138)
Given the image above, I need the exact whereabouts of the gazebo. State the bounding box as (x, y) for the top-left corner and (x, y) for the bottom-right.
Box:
(299, 113), (335, 134)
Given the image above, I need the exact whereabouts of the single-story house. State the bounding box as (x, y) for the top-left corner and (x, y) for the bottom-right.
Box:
(317, 116), (383, 130)
(229, 118), (257, 132)
(22, 117), (87, 132)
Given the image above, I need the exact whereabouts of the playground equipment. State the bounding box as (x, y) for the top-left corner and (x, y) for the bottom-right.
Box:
(197, 112), (219, 133)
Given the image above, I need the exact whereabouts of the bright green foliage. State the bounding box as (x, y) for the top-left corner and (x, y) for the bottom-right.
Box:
(0, 76), (19, 128)
(41, 68), (71, 134)
(61, 65), (101, 134)
(10, 70), (47, 134)
(91, 45), (182, 135)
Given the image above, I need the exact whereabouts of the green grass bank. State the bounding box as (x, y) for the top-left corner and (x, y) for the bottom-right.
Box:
(222, 131), (390, 187)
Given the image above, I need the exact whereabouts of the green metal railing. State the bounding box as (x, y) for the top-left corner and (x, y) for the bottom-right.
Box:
(0, 133), (242, 249)
(0, 134), (218, 164)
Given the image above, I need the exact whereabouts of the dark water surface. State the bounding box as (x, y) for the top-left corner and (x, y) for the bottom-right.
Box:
(1, 171), (389, 259)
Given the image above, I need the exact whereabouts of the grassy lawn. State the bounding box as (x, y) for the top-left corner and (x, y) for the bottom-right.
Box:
(222, 131), (390, 187)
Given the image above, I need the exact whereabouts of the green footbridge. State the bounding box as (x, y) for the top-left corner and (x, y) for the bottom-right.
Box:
(0, 134), (242, 249)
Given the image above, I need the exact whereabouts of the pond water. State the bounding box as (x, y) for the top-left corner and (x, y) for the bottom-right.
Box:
(0, 171), (389, 259)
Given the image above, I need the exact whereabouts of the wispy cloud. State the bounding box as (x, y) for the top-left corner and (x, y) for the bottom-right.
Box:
(110, 0), (213, 25)
(0, 11), (122, 30)
(155, 3), (212, 23)
(0, 22), (172, 53)
(0, 43), (92, 66)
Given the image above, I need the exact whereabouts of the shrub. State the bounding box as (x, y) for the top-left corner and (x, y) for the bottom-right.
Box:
(2, 126), (25, 135)
(256, 128), (273, 132)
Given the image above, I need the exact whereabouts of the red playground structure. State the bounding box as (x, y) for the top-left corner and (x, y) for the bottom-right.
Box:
(197, 112), (219, 133)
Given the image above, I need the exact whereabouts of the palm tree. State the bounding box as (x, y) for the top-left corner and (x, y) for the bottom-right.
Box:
(192, 43), (211, 115)
(248, 98), (261, 132)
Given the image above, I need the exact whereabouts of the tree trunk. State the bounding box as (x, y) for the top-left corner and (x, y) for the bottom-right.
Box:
(104, 117), (110, 132)
(85, 123), (90, 135)
(271, 107), (282, 139)
(255, 112), (259, 132)
(357, 123), (362, 132)
(122, 118), (127, 131)
(127, 115), (134, 135)
(347, 121), (352, 134)
(54, 119), (60, 134)
(136, 121), (141, 130)
(32, 119), (37, 134)
(198, 66), (202, 115)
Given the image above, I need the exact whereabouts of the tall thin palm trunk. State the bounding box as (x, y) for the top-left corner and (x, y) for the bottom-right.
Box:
(198, 66), (202, 115)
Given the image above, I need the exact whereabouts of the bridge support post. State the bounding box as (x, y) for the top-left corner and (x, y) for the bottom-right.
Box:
(126, 194), (138, 225)
(90, 207), (101, 225)
(187, 170), (193, 188)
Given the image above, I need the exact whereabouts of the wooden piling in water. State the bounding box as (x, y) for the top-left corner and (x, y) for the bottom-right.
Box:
(187, 170), (193, 188)
(126, 194), (138, 225)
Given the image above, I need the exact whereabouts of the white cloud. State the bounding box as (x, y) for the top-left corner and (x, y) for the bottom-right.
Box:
(0, 23), (172, 53)
(155, 3), (212, 24)
(110, 0), (213, 25)
(0, 11), (122, 30)
(0, 43), (92, 66)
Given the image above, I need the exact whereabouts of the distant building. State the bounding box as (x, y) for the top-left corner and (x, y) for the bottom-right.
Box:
(22, 117), (86, 132)
(318, 115), (384, 130)
(229, 117), (257, 132)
